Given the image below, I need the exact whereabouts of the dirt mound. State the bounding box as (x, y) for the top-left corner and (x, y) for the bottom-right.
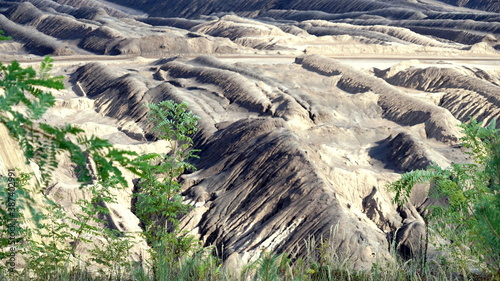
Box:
(192, 55), (277, 86)
(440, 88), (500, 125)
(469, 41), (499, 54)
(73, 62), (221, 141)
(296, 54), (462, 143)
(35, 15), (95, 40)
(193, 15), (289, 41)
(425, 11), (500, 21)
(181, 117), (390, 268)
(72, 62), (149, 121)
(0, 14), (76, 55)
(111, 34), (240, 55)
(158, 60), (272, 113)
(70, 6), (109, 20)
(5, 2), (44, 24)
(399, 19), (500, 35)
(105, 0), (392, 18)
(138, 17), (205, 30)
(407, 26), (494, 45)
(27, 0), (76, 14)
(385, 66), (500, 106)
(300, 20), (453, 47)
(0, 41), (24, 53)
(262, 7), (426, 22)
(4, 0), (498, 57)
(383, 63), (500, 127)
(54, 0), (131, 18)
(384, 133), (434, 172)
(78, 26), (123, 54)
(438, 0), (500, 13)
(77, 20), (240, 55)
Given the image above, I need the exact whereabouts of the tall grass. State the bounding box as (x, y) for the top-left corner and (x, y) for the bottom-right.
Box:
(1, 223), (498, 280)
(2, 235), (499, 281)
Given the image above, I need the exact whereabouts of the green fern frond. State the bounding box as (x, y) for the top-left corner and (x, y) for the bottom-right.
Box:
(39, 56), (54, 80)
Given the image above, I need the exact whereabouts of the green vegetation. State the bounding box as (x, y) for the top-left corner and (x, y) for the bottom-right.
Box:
(388, 119), (500, 279)
(135, 100), (200, 243)
(134, 100), (204, 280)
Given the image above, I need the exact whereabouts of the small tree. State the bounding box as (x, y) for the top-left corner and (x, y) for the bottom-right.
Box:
(133, 100), (201, 279)
(134, 101), (200, 239)
(388, 119), (500, 276)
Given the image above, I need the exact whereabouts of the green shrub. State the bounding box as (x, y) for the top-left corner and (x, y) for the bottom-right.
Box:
(388, 119), (500, 278)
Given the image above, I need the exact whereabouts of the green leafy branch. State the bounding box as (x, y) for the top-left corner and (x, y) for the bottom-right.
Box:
(0, 56), (142, 277)
(135, 101), (200, 243)
(0, 56), (144, 187)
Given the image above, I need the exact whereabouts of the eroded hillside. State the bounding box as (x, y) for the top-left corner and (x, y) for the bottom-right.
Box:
(1, 0), (500, 271)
